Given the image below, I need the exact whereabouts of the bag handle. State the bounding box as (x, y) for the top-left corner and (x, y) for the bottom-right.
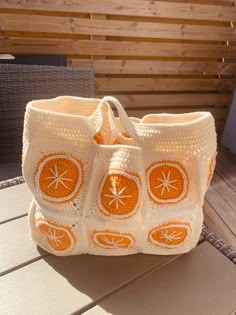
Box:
(98, 96), (138, 144)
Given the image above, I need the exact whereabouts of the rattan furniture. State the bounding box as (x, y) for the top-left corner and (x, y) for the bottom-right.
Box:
(0, 64), (94, 181)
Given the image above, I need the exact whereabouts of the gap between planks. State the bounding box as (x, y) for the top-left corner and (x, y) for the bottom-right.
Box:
(0, 254), (50, 277)
(0, 213), (28, 226)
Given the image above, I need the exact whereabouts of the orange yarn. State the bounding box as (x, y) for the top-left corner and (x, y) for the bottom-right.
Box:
(206, 152), (217, 189)
(93, 132), (104, 144)
(98, 169), (141, 219)
(92, 230), (135, 249)
(149, 222), (190, 247)
(34, 153), (84, 204)
(146, 160), (189, 205)
(36, 218), (76, 251)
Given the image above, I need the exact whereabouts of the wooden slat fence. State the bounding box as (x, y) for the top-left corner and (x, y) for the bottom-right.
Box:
(1, 0), (236, 135)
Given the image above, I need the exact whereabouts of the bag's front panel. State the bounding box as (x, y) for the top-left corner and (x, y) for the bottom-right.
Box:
(84, 145), (146, 256)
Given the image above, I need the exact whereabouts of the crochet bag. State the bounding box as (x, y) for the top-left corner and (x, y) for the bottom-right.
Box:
(22, 96), (217, 256)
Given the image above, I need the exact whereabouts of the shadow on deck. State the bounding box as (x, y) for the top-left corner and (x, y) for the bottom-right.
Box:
(204, 145), (236, 249)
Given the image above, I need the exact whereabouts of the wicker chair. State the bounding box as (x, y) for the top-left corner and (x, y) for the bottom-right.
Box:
(0, 64), (94, 182)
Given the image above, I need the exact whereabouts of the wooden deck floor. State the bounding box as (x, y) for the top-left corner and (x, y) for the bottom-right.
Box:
(204, 145), (236, 249)
(1, 176), (236, 314)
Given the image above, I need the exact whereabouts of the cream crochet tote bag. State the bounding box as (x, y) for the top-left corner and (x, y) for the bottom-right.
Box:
(23, 96), (217, 256)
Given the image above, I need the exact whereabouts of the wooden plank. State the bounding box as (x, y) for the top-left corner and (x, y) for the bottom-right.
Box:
(84, 242), (236, 315)
(0, 216), (48, 276)
(215, 161), (236, 192)
(96, 93), (233, 108)
(108, 14), (229, 27)
(2, 37), (236, 58)
(71, 59), (236, 75)
(166, 0), (235, 6)
(0, 183), (32, 224)
(96, 78), (236, 91)
(215, 148), (236, 191)
(1, 0), (236, 22)
(0, 252), (175, 314)
(203, 199), (236, 248)
(211, 172), (236, 211)
(1, 0), (235, 11)
(1, 14), (236, 41)
(205, 181), (236, 237)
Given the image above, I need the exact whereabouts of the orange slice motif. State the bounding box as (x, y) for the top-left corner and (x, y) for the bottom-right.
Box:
(98, 169), (141, 219)
(34, 153), (84, 203)
(146, 161), (188, 204)
(92, 230), (135, 249)
(149, 222), (191, 248)
(206, 152), (217, 189)
(36, 218), (76, 251)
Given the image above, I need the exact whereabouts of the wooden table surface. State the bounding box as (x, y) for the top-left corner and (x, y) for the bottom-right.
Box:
(1, 183), (236, 315)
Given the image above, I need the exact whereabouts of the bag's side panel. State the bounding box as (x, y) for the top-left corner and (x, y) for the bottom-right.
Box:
(138, 114), (217, 255)
(23, 108), (96, 256)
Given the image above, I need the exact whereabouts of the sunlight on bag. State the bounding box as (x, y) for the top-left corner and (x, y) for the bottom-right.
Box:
(22, 96), (217, 256)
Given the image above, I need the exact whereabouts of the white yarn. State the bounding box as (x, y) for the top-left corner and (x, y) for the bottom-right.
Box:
(23, 96), (217, 256)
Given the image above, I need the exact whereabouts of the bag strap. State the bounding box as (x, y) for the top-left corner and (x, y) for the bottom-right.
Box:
(99, 96), (138, 144)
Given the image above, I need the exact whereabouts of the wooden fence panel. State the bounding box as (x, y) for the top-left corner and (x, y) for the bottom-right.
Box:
(0, 0), (235, 135)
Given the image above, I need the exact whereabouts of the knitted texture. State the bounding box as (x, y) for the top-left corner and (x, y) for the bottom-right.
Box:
(23, 96), (217, 256)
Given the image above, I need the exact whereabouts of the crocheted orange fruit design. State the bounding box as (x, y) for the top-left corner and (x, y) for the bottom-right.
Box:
(34, 153), (84, 203)
(98, 169), (141, 219)
(206, 152), (217, 189)
(146, 161), (188, 204)
(92, 230), (135, 249)
(36, 218), (76, 251)
(93, 132), (104, 144)
(149, 222), (191, 248)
